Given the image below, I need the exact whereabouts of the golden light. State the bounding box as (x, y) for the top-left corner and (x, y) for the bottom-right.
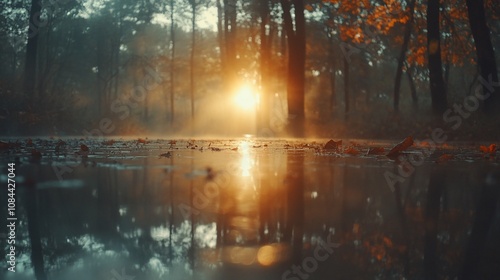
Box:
(234, 84), (259, 110)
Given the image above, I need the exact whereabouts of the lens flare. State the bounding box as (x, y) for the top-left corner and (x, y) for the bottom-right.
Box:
(234, 85), (258, 110)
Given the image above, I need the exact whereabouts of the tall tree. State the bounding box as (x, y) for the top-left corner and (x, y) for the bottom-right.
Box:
(393, 0), (416, 111)
(169, 0), (176, 124)
(427, 0), (447, 113)
(280, 0), (306, 132)
(189, 0), (199, 120)
(258, 0), (272, 131)
(24, 0), (42, 99)
(465, 0), (499, 114)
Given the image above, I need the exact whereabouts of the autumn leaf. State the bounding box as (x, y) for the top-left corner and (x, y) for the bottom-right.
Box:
(0, 141), (15, 150)
(436, 154), (454, 163)
(159, 151), (172, 158)
(31, 149), (42, 161)
(367, 147), (385, 155)
(324, 139), (342, 151)
(26, 138), (33, 146)
(138, 138), (148, 144)
(344, 146), (360, 155)
(80, 144), (89, 152)
(386, 136), (414, 158)
(480, 144), (496, 155)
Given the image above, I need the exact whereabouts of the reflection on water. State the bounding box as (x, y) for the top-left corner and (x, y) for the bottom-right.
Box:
(0, 139), (499, 279)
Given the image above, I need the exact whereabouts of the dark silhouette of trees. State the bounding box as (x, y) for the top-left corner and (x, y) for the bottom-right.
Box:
(465, 0), (499, 114)
(24, 0), (42, 99)
(393, 0), (416, 112)
(280, 0), (306, 129)
(427, 0), (448, 114)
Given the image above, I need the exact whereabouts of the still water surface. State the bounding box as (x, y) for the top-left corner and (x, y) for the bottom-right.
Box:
(0, 138), (499, 279)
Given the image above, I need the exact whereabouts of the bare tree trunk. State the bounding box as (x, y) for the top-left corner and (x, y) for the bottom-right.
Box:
(393, 0), (416, 112)
(170, 0), (176, 124)
(465, 0), (499, 114)
(343, 56), (350, 117)
(259, 0), (272, 132)
(280, 0), (306, 135)
(190, 1), (197, 120)
(427, 0), (447, 114)
(24, 0), (42, 99)
(406, 66), (418, 109)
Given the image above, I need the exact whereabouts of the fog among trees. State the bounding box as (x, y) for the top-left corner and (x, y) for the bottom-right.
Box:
(1, 0), (499, 139)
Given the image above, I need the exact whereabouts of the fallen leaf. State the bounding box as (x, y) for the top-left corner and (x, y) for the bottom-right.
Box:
(31, 149), (42, 160)
(324, 139), (342, 150)
(367, 147), (385, 155)
(387, 136), (414, 158)
(80, 144), (89, 152)
(102, 139), (115, 146)
(159, 151), (172, 158)
(480, 144), (496, 155)
(138, 138), (147, 144)
(0, 141), (21, 150)
(344, 146), (359, 155)
(26, 138), (33, 146)
(436, 154), (454, 163)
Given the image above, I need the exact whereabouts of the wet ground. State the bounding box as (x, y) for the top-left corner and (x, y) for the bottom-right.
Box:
(1, 137), (499, 280)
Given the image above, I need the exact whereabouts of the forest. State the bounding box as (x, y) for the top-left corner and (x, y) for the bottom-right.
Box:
(1, 1), (500, 280)
(1, 0), (498, 138)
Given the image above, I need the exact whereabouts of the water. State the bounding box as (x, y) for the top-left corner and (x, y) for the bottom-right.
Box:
(1, 138), (499, 279)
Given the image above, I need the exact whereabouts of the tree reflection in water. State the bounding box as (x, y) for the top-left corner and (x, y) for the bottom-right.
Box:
(0, 139), (499, 279)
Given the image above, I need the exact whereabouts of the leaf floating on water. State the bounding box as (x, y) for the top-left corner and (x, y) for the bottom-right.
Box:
(31, 149), (42, 161)
(436, 154), (454, 163)
(480, 144), (496, 155)
(80, 144), (89, 152)
(367, 147), (385, 155)
(344, 146), (359, 155)
(386, 136), (414, 158)
(159, 151), (172, 158)
(0, 141), (20, 150)
(324, 139), (342, 151)
(102, 139), (115, 146)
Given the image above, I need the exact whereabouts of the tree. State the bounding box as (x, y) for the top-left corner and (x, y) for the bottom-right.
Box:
(280, 0), (306, 133)
(258, 0), (273, 131)
(393, 0), (417, 111)
(189, 0), (200, 120)
(465, 0), (499, 114)
(169, 0), (176, 124)
(427, 0), (447, 114)
(24, 0), (42, 99)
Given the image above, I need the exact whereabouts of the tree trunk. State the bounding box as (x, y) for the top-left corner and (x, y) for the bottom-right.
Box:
(465, 0), (499, 114)
(259, 0), (272, 133)
(280, 0), (306, 124)
(406, 66), (418, 109)
(427, 0), (447, 114)
(24, 0), (42, 99)
(325, 12), (336, 116)
(190, 1), (196, 120)
(170, 0), (175, 124)
(343, 56), (350, 117)
(393, 0), (416, 112)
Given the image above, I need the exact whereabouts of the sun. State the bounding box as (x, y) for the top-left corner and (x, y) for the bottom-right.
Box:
(234, 85), (259, 110)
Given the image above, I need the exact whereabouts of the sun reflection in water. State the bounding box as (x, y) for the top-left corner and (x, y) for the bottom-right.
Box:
(238, 140), (255, 178)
